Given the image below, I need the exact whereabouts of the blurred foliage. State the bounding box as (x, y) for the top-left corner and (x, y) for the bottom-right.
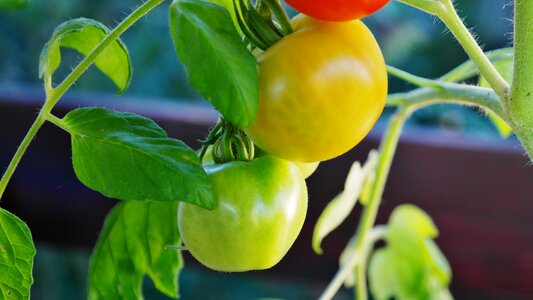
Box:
(0, 0), (29, 10)
(0, 0), (515, 134)
(32, 244), (349, 299)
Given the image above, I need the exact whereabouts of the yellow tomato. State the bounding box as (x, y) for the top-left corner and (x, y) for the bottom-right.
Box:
(247, 15), (387, 162)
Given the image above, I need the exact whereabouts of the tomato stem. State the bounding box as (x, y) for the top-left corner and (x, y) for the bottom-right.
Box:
(398, 0), (509, 100)
(261, 0), (293, 35)
(509, 0), (533, 160)
(437, 0), (509, 100)
(386, 81), (504, 118)
(386, 65), (444, 89)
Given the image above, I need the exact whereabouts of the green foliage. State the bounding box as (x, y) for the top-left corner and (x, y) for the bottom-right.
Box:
(0, 0), (28, 10)
(88, 201), (182, 300)
(39, 18), (131, 94)
(312, 152), (378, 254)
(61, 107), (215, 209)
(369, 205), (451, 300)
(169, 0), (259, 128)
(0, 208), (36, 300)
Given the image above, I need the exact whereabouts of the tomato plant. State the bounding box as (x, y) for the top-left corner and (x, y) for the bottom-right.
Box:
(247, 15), (387, 163)
(0, 0), (532, 299)
(179, 155), (307, 271)
(285, 0), (390, 22)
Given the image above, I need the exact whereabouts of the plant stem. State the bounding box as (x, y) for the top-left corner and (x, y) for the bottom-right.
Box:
(398, 0), (509, 100)
(319, 226), (387, 300)
(351, 107), (411, 300)
(438, 0), (509, 100)
(387, 65), (443, 89)
(319, 250), (362, 300)
(386, 82), (503, 117)
(509, 0), (533, 160)
(0, 0), (164, 201)
(45, 0), (165, 109)
(0, 113), (46, 200)
(262, 0), (293, 35)
(439, 48), (513, 83)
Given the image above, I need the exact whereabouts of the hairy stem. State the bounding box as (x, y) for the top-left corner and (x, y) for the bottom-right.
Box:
(386, 82), (503, 117)
(398, 0), (509, 100)
(0, 0), (164, 201)
(387, 65), (443, 89)
(509, 0), (533, 160)
(437, 0), (509, 100)
(45, 0), (165, 109)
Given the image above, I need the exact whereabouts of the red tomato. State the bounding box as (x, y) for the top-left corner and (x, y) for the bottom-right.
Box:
(285, 0), (390, 22)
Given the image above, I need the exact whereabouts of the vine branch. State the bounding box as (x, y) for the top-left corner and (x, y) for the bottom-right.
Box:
(0, 0), (165, 201)
(386, 82), (503, 117)
(397, 0), (510, 100)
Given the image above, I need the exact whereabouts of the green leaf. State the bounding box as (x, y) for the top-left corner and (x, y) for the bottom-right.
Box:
(369, 204), (452, 300)
(312, 151), (378, 254)
(478, 55), (514, 138)
(389, 204), (438, 239)
(368, 249), (399, 300)
(88, 201), (182, 300)
(0, 208), (36, 300)
(169, 0), (259, 128)
(61, 107), (214, 209)
(39, 18), (131, 94)
(0, 0), (29, 10)
(203, 0), (240, 33)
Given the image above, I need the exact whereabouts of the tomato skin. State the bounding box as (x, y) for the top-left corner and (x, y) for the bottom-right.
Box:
(178, 155), (308, 272)
(247, 15), (387, 163)
(286, 0), (390, 22)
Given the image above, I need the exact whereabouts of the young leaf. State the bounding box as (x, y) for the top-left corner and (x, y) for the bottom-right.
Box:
(388, 204), (438, 239)
(0, 0), (29, 10)
(369, 204), (452, 300)
(312, 151), (378, 254)
(88, 201), (182, 300)
(0, 208), (36, 300)
(39, 18), (131, 94)
(368, 249), (399, 300)
(61, 107), (214, 209)
(169, 0), (259, 128)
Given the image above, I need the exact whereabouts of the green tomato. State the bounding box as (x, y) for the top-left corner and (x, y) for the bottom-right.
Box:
(179, 155), (308, 272)
(293, 161), (319, 179)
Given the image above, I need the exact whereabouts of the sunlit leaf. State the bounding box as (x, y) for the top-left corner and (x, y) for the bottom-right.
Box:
(369, 204), (452, 300)
(62, 107), (214, 209)
(39, 18), (131, 94)
(389, 204), (438, 239)
(0, 208), (36, 300)
(312, 151), (378, 254)
(169, 0), (259, 128)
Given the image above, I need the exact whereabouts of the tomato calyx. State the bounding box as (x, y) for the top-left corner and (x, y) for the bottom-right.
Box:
(199, 118), (255, 163)
(232, 0), (292, 50)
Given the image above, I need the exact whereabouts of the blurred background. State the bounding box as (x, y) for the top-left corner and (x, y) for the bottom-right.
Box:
(1, 0), (532, 299)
